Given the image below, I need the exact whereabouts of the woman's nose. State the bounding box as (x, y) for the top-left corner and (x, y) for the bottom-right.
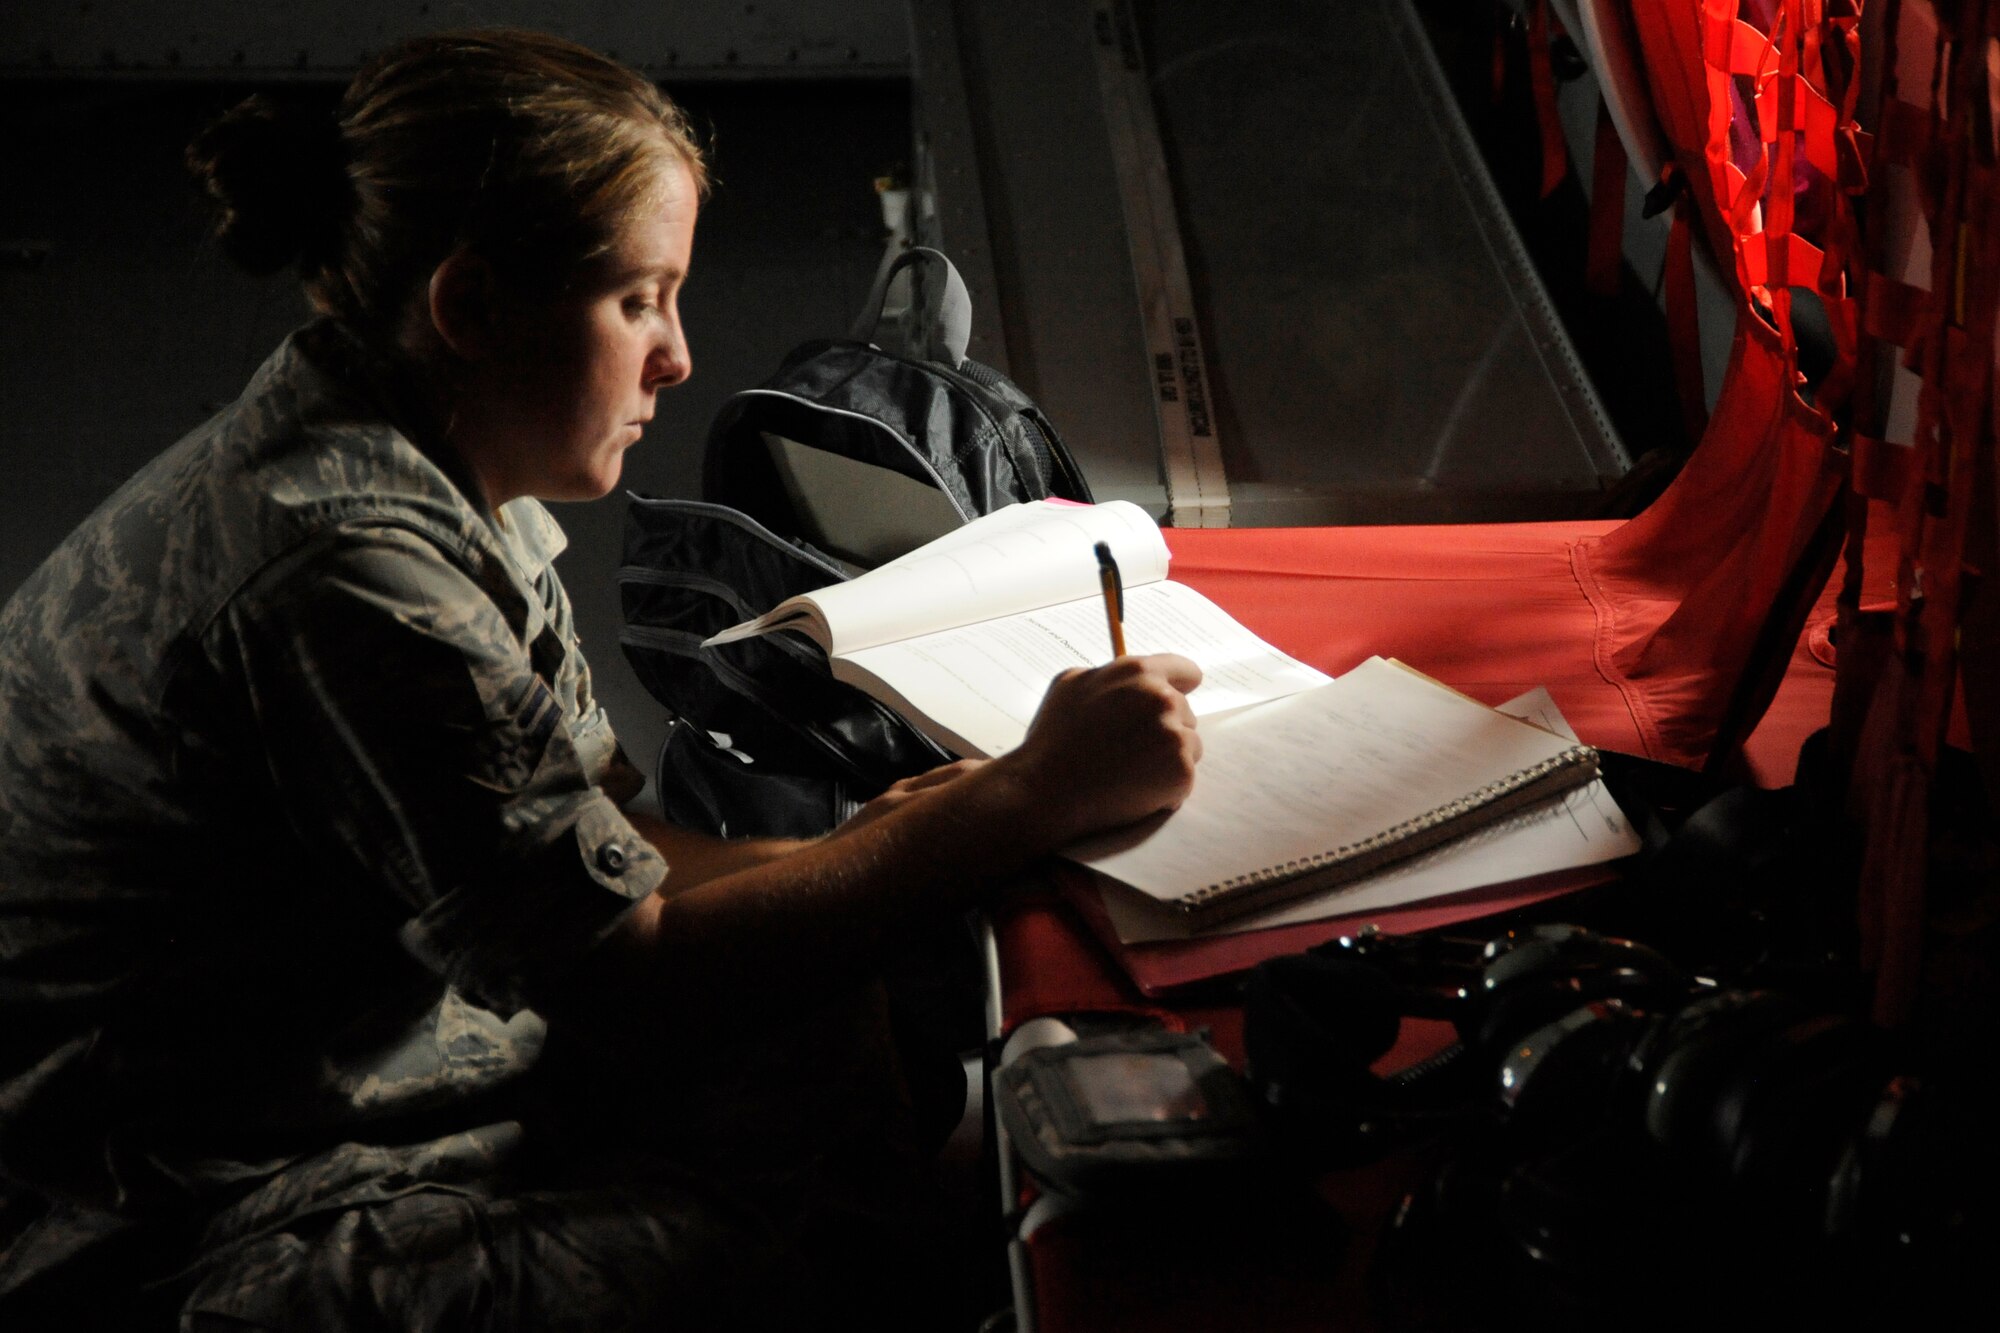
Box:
(645, 320), (691, 390)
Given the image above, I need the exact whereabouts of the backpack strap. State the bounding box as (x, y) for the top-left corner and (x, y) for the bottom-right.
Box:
(850, 245), (973, 367)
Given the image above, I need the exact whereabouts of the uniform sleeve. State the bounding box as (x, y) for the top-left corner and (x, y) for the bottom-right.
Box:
(211, 523), (666, 1016)
(526, 564), (646, 808)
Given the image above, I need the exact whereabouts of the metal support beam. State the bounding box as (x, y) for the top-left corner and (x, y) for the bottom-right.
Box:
(1089, 0), (1230, 527)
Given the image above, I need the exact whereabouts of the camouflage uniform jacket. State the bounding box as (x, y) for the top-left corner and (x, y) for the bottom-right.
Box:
(0, 321), (668, 1295)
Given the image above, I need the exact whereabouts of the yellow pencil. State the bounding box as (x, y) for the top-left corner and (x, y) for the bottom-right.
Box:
(1094, 541), (1127, 659)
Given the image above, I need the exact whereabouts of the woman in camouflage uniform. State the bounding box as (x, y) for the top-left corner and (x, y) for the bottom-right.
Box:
(0, 29), (1202, 1331)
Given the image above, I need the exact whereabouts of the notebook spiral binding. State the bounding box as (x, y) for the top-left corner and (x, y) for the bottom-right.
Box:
(1182, 744), (1600, 907)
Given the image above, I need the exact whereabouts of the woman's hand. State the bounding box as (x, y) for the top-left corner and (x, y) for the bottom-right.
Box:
(997, 654), (1204, 848)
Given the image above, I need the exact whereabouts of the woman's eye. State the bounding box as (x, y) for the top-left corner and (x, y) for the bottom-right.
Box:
(624, 289), (666, 318)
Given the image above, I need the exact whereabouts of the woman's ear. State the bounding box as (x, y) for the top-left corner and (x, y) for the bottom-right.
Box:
(426, 250), (502, 362)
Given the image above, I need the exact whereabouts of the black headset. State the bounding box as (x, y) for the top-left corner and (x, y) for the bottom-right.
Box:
(1241, 923), (1976, 1328)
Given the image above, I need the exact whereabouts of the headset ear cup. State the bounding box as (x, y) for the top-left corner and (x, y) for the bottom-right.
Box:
(1470, 974), (1579, 1052)
(1495, 1000), (1650, 1128)
(1643, 991), (1797, 1155)
(1466, 934), (1579, 1049)
(1713, 1016), (1885, 1212)
(1477, 930), (1590, 990)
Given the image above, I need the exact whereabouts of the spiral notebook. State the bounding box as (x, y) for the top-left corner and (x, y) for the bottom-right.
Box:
(1061, 657), (1601, 928)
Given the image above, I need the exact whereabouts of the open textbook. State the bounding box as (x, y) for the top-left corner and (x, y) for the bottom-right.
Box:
(704, 500), (1332, 758)
(1063, 657), (1603, 927)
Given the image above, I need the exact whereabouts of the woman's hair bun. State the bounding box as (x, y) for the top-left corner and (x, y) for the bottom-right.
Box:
(186, 93), (351, 276)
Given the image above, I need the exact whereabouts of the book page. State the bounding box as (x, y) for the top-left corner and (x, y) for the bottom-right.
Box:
(707, 501), (1169, 654)
(834, 580), (1331, 757)
(1063, 658), (1588, 904)
(1099, 687), (1640, 942)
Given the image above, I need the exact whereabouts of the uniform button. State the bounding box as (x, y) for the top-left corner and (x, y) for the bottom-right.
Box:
(596, 842), (629, 875)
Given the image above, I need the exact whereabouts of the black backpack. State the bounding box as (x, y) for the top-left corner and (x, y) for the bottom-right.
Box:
(618, 247), (1092, 837)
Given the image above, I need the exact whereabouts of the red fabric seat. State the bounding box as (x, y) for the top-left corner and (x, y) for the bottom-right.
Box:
(1168, 519), (1629, 742)
(1167, 317), (1864, 785)
(989, 506), (1887, 1023)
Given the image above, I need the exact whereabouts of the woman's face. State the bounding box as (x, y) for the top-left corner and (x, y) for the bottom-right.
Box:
(458, 157), (699, 508)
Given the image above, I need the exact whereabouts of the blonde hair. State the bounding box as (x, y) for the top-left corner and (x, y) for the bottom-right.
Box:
(188, 28), (708, 334)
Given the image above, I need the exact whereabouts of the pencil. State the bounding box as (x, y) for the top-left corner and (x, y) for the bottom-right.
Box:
(1094, 541), (1128, 659)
